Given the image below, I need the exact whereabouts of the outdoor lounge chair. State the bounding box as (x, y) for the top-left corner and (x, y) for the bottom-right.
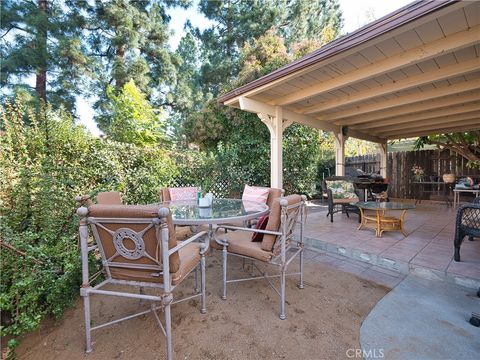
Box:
(454, 197), (480, 262)
(322, 176), (361, 223)
(76, 204), (208, 360)
(215, 194), (306, 320)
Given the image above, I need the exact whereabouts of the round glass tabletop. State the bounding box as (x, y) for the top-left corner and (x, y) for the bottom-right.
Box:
(162, 198), (269, 225)
(352, 201), (416, 211)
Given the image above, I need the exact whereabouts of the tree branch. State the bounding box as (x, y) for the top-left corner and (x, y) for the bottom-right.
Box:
(1, 25), (34, 38)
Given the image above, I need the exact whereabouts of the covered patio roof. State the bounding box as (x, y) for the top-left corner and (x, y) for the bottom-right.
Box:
(219, 0), (480, 187)
(219, 0), (479, 142)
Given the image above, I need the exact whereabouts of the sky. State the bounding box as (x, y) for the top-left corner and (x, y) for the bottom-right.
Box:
(78, 0), (413, 136)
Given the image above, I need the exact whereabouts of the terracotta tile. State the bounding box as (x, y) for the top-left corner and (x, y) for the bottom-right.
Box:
(447, 261), (480, 279)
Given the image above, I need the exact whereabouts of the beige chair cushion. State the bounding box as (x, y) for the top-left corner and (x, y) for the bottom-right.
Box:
(224, 231), (272, 262)
(333, 198), (358, 204)
(88, 204), (181, 274)
(175, 226), (192, 241)
(97, 191), (122, 205)
(104, 242), (200, 285)
(266, 187), (283, 208)
(261, 194), (302, 252)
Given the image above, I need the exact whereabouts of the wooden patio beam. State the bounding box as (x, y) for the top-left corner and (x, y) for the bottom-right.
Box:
(387, 123), (480, 139)
(347, 129), (386, 144)
(382, 117), (480, 138)
(303, 57), (480, 114)
(238, 96), (340, 133)
(321, 79), (480, 122)
(335, 91), (480, 126)
(374, 112), (480, 136)
(355, 103), (480, 131)
(272, 25), (480, 107)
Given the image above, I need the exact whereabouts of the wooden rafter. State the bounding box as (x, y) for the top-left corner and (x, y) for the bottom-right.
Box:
(355, 103), (480, 131)
(302, 57), (480, 114)
(336, 91), (480, 126)
(318, 79), (480, 122)
(272, 25), (480, 107)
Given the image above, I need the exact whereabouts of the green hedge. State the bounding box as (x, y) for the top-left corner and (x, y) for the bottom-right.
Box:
(0, 102), (176, 342)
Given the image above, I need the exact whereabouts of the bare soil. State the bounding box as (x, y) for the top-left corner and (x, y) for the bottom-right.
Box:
(15, 253), (388, 360)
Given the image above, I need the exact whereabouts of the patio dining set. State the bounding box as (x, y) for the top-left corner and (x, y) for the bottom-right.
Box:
(75, 186), (306, 360)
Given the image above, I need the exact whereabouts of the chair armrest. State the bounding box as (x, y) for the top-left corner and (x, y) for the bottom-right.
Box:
(168, 231), (208, 256)
(216, 225), (282, 236)
(326, 189), (334, 206)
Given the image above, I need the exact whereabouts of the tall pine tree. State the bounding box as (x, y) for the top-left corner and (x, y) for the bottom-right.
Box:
(195, 0), (343, 97)
(85, 0), (190, 132)
(1, 0), (90, 112)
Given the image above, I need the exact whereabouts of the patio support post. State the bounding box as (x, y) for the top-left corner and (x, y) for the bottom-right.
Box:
(334, 130), (346, 176)
(378, 141), (388, 178)
(258, 107), (291, 189)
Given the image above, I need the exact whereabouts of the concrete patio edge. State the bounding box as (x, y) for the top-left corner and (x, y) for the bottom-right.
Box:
(304, 236), (480, 289)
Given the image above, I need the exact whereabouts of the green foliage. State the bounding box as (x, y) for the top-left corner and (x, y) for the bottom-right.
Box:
(235, 27), (290, 88)
(1, 0), (89, 112)
(415, 132), (480, 169)
(194, 0), (343, 96)
(100, 80), (168, 146)
(0, 100), (176, 338)
(87, 0), (190, 131)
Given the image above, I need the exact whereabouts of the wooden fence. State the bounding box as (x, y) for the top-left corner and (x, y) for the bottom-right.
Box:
(346, 149), (480, 199)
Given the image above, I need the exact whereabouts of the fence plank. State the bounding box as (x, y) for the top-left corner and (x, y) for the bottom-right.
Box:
(345, 149), (479, 199)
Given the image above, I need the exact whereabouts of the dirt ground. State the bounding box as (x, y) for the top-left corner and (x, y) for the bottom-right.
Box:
(15, 252), (388, 360)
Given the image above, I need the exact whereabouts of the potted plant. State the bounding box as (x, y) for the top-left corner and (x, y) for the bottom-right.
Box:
(442, 173), (456, 183)
(411, 164), (425, 182)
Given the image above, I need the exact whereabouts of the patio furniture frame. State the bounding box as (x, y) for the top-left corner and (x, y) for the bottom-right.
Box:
(215, 196), (306, 320)
(454, 197), (480, 261)
(77, 205), (208, 360)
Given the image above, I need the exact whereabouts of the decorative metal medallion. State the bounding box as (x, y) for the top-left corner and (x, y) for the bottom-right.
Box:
(113, 228), (145, 259)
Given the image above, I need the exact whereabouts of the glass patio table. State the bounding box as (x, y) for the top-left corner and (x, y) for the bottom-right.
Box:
(164, 198), (269, 226)
(161, 198), (269, 249)
(352, 201), (416, 238)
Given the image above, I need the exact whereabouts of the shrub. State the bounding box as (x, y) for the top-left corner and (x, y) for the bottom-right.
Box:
(0, 101), (176, 340)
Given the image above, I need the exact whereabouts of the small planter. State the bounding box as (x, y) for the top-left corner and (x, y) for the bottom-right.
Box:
(442, 173), (455, 183)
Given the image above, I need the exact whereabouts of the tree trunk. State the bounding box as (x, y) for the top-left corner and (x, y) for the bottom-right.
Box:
(115, 45), (125, 89)
(36, 0), (48, 102)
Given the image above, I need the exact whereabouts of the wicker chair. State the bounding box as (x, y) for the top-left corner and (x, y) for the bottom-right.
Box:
(322, 176), (361, 223)
(215, 195), (306, 320)
(454, 197), (480, 262)
(76, 204), (208, 360)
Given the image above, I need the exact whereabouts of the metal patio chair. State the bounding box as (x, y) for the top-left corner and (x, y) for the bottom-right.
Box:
(215, 194), (306, 320)
(77, 204), (208, 360)
(454, 197), (480, 262)
(210, 186), (284, 250)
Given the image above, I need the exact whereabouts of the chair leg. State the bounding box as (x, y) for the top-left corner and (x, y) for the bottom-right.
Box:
(194, 264), (200, 294)
(200, 254), (206, 314)
(164, 303), (173, 360)
(454, 233), (464, 262)
(83, 293), (92, 353)
(280, 267), (286, 320)
(299, 248), (304, 289)
(222, 246), (228, 300)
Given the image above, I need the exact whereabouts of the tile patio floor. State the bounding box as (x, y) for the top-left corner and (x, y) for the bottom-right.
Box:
(301, 201), (480, 289)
